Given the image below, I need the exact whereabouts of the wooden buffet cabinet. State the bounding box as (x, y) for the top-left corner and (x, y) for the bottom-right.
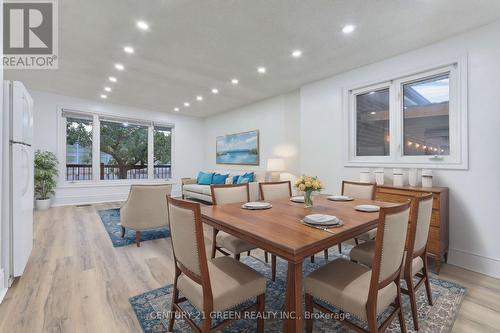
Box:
(375, 185), (449, 273)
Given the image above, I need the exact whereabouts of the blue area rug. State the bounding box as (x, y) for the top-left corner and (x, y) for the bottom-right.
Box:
(129, 246), (465, 332)
(98, 208), (170, 247)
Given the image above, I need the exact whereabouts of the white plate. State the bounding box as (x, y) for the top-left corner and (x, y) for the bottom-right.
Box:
(290, 196), (305, 203)
(354, 204), (380, 212)
(303, 214), (340, 226)
(327, 195), (354, 201)
(242, 202), (272, 210)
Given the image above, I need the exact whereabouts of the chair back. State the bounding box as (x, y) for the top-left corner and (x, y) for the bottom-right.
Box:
(409, 193), (434, 255)
(342, 181), (376, 200)
(210, 184), (250, 205)
(259, 181), (292, 201)
(371, 202), (411, 285)
(121, 184), (172, 229)
(167, 196), (211, 286)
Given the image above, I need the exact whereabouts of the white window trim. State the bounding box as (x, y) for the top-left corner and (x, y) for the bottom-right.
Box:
(343, 55), (468, 170)
(56, 106), (175, 186)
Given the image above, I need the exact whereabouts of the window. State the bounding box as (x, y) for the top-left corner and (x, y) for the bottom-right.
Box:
(345, 60), (467, 169)
(61, 110), (174, 182)
(64, 114), (93, 181)
(153, 126), (172, 179)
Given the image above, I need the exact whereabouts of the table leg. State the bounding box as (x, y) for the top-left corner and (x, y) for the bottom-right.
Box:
(283, 261), (303, 333)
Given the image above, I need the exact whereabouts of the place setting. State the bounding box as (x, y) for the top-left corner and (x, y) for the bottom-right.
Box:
(241, 201), (273, 210)
(300, 214), (343, 234)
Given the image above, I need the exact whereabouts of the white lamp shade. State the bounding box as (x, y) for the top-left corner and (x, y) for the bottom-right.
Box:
(267, 158), (285, 171)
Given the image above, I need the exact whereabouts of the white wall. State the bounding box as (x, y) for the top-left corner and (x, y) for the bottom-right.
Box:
(299, 21), (500, 278)
(0, 0), (6, 297)
(31, 90), (205, 206)
(203, 90), (301, 180)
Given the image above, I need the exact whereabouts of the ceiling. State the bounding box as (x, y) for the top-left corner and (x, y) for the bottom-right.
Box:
(6, 0), (500, 117)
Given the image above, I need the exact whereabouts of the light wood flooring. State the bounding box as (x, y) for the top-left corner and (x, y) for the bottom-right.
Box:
(0, 203), (499, 332)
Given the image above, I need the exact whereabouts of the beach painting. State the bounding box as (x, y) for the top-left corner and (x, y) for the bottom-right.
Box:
(216, 130), (259, 165)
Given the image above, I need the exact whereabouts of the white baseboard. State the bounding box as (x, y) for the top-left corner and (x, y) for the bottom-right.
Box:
(52, 193), (126, 207)
(448, 248), (500, 279)
(0, 269), (7, 304)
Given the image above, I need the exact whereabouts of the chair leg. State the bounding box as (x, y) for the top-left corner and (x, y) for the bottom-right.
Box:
(310, 255), (315, 263)
(366, 303), (378, 333)
(257, 293), (265, 333)
(211, 229), (218, 259)
(264, 251), (269, 263)
(247, 250), (251, 256)
(354, 238), (359, 245)
(396, 281), (407, 333)
(324, 249), (329, 261)
(305, 293), (314, 333)
(235, 253), (240, 261)
(337, 243), (342, 254)
(200, 317), (211, 333)
(168, 267), (181, 332)
(423, 256), (434, 306)
(120, 226), (125, 238)
(271, 255), (277, 282)
(135, 231), (141, 247)
(406, 277), (419, 330)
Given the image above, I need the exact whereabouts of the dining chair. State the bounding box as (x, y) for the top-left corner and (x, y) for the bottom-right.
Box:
(334, 181), (377, 255)
(350, 193), (434, 330)
(167, 196), (266, 333)
(259, 181), (292, 281)
(305, 201), (411, 333)
(210, 184), (257, 257)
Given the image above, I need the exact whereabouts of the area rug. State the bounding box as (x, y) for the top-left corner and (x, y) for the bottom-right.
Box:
(98, 208), (170, 247)
(130, 246), (465, 332)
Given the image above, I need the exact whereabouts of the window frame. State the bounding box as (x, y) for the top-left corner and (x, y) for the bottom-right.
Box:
(343, 56), (468, 170)
(57, 107), (174, 185)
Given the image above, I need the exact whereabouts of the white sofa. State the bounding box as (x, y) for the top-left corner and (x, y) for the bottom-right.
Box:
(182, 170), (266, 203)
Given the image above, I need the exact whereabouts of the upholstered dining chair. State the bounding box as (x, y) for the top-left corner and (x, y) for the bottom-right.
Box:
(259, 181), (292, 281)
(166, 196), (266, 333)
(120, 184), (172, 247)
(305, 201), (411, 333)
(350, 193), (434, 330)
(210, 184), (258, 258)
(335, 181), (377, 255)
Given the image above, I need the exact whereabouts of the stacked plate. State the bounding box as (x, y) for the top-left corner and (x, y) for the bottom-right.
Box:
(303, 214), (340, 226)
(290, 196), (305, 203)
(242, 202), (272, 210)
(354, 204), (380, 212)
(327, 195), (353, 201)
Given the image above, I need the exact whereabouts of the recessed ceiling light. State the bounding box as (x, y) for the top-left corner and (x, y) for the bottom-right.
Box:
(231, 78), (239, 85)
(136, 21), (149, 31)
(291, 49), (302, 58)
(342, 24), (355, 34)
(104, 86), (112, 92)
(108, 76), (117, 83)
(196, 96), (203, 101)
(257, 67), (267, 74)
(211, 88), (219, 94)
(173, 107), (180, 112)
(123, 46), (134, 54)
(184, 102), (190, 107)
(115, 63), (124, 71)
(370, 111), (376, 115)
(100, 94), (107, 99)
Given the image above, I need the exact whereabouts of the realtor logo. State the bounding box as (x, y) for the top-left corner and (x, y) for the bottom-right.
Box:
(3, 0), (58, 69)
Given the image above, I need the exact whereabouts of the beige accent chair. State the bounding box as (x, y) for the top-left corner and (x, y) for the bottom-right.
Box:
(120, 184), (172, 247)
(259, 181), (292, 281)
(350, 193), (434, 330)
(210, 184), (258, 260)
(305, 202), (411, 333)
(167, 196), (266, 333)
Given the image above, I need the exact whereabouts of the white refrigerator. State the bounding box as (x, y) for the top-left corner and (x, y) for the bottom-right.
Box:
(2, 81), (34, 284)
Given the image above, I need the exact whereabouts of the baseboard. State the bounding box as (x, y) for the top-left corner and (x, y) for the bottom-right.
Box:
(0, 269), (7, 304)
(52, 193), (126, 207)
(448, 248), (500, 279)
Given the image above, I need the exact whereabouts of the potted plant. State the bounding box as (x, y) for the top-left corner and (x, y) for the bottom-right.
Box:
(34, 150), (59, 210)
(295, 175), (323, 208)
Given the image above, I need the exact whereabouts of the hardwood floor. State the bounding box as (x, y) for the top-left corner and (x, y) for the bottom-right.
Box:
(0, 203), (499, 332)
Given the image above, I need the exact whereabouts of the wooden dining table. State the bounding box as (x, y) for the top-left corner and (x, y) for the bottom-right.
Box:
(200, 194), (399, 333)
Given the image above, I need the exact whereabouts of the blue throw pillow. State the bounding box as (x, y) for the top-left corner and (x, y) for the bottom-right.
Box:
(232, 175), (240, 183)
(243, 172), (254, 182)
(197, 172), (214, 185)
(212, 173), (229, 184)
(236, 177), (250, 184)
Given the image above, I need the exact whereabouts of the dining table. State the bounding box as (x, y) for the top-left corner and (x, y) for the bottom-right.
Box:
(200, 194), (399, 333)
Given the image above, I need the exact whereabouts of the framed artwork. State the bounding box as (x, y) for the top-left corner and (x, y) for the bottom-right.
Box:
(216, 130), (259, 165)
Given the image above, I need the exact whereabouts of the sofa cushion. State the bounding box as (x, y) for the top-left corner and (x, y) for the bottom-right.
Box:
(197, 172), (214, 185)
(183, 184), (212, 196)
(212, 173), (229, 184)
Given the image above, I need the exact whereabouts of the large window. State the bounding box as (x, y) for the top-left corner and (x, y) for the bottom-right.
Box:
(346, 61), (467, 169)
(62, 111), (173, 182)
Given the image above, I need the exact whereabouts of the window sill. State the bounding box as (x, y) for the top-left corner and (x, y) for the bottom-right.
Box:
(57, 178), (174, 189)
(344, 160), (468, 170)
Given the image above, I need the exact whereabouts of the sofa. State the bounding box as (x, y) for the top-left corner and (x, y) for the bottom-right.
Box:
(182, 170), (266, 203)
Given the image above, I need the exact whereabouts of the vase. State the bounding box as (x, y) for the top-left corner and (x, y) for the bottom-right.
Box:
(304, 190), (314, 208)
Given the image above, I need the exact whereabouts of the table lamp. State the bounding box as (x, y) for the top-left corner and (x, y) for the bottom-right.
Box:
(267, 158), (285, 181)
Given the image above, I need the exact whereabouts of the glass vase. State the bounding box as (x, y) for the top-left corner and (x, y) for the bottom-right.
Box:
(304, 190), (313, 208)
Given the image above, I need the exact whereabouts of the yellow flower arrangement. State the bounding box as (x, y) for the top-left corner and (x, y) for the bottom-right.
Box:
(295, 175), (323, 192)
